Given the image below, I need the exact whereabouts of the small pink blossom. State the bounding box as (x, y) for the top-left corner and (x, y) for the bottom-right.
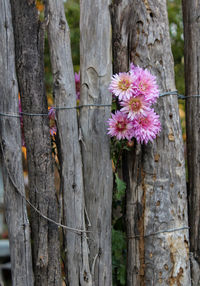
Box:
(132, 109), (161, 144)
(109, 72), (135, 101)
(120, 94), (151, 120)
(107, 111), (134, 140)
(130, 63), (136, 72)
(50, 126), (57, 136)
(75, 71), (80, 100)
(48, 107), (57, 136)
(130, 66), (159, 104)
(48, 107), (56, 120)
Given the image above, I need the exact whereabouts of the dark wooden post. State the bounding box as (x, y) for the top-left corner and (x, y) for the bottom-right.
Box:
(10, 1), (61, 285)
(182, 0), (200, 284)
(111, 1), (191, 285)
(0, 0), (34, 285)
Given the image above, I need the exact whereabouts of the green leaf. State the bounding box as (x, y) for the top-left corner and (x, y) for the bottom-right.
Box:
(115, 174), (126, 200)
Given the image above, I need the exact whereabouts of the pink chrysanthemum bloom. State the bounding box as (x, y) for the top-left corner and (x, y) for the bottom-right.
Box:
(75, 71), (80, 100)
(107, 111), (134, 140)
(120, 94), (151, 120)
(132, 109), (161, 144)
(109, 72), (135, 101)
(130, 66), (159, 104)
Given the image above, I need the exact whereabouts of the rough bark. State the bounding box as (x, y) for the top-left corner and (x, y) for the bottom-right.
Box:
(79, 0), (113, 285)
(111, 1), (191, 285)
(0, 0), (34, 285)
(10, 1), (61, 285)
(182, 0), (200, 284)
(45, 1), (92, 285)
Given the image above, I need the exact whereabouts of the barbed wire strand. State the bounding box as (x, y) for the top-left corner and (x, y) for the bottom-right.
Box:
(0, 140), (191, 238)
(159, 90), (200, 99)
(0, 141), (90, 235)
(0, 104), (112, 118)
(127, 226), (189, 239)
(1, 93), (200, 118)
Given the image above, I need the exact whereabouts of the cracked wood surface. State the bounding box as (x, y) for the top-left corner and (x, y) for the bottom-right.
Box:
(79, 0), (113, 285)
(111, 0), (191, 285)
(0, 1), (34, 285)
(10, 1), (61, 285)
(46, 1), (92, 285)
(182, 0), (200, 284)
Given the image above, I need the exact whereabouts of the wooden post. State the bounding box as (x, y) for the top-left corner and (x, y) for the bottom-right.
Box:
(0, 0), (34, 285)
(10, 1), (61, 285)
(182, 0), (200, 284)
(46, 1), (92, 285)
(111, 1), (191, 285)
(79, 0), (113, 284)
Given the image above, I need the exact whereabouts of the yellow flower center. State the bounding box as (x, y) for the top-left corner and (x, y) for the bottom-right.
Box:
(118, 79), (131, 91)
(116, 121), (126, 131)
(129, 98), (142, 112)
(139, 81), (147, 92)
(139, 116), (149, 127)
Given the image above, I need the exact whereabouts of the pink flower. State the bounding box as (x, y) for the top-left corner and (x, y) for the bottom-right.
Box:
(130, 63), (136, 72)
(48, 107), (56, 120)
(130, 66), (159, 104)
(50, 125), (57, 136)
(120, 94), (151, 120)
(48, 107), (57, 136)
(132, 109), (161, 144)
(75, 71), (80, 100)
(107, 111), (134, 140)
(109, 72), (135, 101)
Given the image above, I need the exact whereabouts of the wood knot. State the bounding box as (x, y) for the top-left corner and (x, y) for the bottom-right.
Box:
(83, 270), (89, 282)
(59, 19), (66, 30)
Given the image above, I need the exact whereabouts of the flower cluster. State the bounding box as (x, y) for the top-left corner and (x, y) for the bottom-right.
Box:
(108, 64), (161, 144)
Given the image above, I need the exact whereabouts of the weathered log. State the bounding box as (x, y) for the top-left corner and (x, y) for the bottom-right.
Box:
(10, 1), (61, 285)
(79, 0), (113, 285)
(0, 0), (34, 285)
(45, 1), (92, 285)
(182, 0), (200, 284)
(111, 1), (191, 285)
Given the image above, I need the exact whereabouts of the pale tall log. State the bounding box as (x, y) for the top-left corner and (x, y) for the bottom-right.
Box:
(182, 0), (200, 284)
(10, 1), (61, 285)
(111, 1), (191, 285)
(46, 1), (92, 285)
(0, 0), (34, 285)
(79, 0), (113, 285)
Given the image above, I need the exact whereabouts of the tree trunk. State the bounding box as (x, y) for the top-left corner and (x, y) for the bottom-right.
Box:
(111, 1), (191, 285)
(182, 0), (200, 284)
(10, 1), (61, 285)
(0, 0), (34, 285)
(45, 1), (92, 285)
(79, 0), (113, 285)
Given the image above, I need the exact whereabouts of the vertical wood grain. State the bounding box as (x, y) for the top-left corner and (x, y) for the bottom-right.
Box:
(10, 1), (61, 285)
(0, 0), (34, 285)
(111, 1), (191, 285)
(80, 0), (113, 285)
(46, 1), (92, 285)
(182, 0), (200, 284)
